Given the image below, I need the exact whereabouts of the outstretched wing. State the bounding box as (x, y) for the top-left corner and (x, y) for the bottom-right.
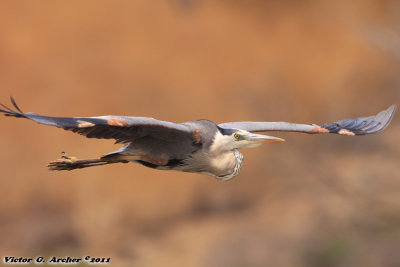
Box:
(218, 105), (396, 136)
(0, 97), (193, 144)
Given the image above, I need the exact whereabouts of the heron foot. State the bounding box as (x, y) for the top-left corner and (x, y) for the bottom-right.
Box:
(60, 151), (79, 162)
(48, 152), (84, 170)
(48, 152), (111, 171)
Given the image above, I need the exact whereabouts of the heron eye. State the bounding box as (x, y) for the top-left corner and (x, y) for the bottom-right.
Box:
(234, 133), (240, 140)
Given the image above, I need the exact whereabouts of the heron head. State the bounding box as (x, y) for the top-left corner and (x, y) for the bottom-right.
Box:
(212, 128), (285, 152)
(231, 129), (285, 149)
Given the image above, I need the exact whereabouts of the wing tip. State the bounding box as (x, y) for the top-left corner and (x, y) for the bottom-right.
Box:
(387, 104), (396, 120)
(0, 96), (25, 118)
(376, 103), (396, 133)
(9, 96), (23, 113)
(323, 104), (396, 136)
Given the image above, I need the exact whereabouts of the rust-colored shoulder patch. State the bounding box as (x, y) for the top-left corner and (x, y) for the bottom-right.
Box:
(108, 118), (129, 127)
(193, 129), (201, 143)
(77, 120), (95, 128)
(311, 126), (330, 134)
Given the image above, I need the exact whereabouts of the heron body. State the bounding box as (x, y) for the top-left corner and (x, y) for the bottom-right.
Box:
(0, 97), (396, 180)
(103, 122), (252, 180)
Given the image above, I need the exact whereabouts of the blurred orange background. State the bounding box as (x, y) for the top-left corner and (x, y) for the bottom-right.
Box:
(0, 1), (399, 266)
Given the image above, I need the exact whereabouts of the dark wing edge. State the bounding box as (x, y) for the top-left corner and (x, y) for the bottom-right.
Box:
(0, 96), (25, 117)
(218, 105), (396, 136)
(321, 104), (396, 135)
(0, 97), (192, 143)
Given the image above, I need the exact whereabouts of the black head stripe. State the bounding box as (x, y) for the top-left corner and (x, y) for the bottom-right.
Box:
(217, 126), (237, 136)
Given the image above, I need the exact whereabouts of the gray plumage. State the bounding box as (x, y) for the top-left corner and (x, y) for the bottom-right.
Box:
(0, 97), (396, 180)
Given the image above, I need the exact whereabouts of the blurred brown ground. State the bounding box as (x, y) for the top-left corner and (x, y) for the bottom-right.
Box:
(0, 1), (399, 266)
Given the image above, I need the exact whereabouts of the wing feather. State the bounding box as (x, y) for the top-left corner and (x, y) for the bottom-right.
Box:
(0, 97), (192, 143)
(218, 105), (396, 136)
(322, 105), (396, 135)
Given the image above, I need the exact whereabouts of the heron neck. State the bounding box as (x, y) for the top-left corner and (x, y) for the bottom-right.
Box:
(211, 149), (243, 180)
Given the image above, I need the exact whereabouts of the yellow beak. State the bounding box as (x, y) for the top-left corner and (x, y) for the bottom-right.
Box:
(246, 133), (285, 143)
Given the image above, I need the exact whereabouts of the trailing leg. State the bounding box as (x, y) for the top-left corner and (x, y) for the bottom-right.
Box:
(48, 152), (127, 171)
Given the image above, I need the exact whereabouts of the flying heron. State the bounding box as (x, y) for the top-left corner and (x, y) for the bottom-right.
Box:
(0, 97), (396, 180)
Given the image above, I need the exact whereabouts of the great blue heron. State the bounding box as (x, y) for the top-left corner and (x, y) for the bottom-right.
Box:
(0, 97), (396, 180)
